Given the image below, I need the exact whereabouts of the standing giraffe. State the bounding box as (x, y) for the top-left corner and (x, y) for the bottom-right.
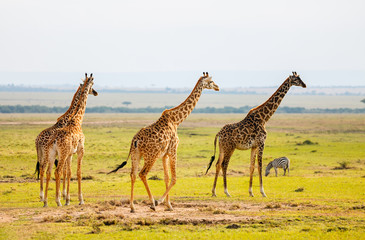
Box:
(43, 74), (96, 207)
(109, 72), (219, 212)
(35, 74), (97, 203)
(206, 72), (306, 197)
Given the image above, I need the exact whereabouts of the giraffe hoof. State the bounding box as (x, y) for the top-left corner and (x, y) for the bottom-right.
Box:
(130, 209), (135, 213)
(150, 205), (156, 211)
(212, 193), (217, 197)
(154, 200), (160, 206)
(43, 203), (48, 208)
(79, 201), (84, 205)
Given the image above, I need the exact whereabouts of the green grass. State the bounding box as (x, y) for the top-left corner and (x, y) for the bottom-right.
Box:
(0, 113), (364, 239)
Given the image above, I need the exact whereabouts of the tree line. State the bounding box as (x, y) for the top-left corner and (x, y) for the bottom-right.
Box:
(0, 105), (364, 114)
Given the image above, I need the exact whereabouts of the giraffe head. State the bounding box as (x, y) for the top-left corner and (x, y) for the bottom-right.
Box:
(200, 72), (219, 91)
(288, 72), (306, 88)
(82, 73), (98, 96)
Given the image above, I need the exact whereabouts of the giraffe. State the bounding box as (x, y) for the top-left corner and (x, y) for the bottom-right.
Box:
(43, 74), (96, 207)
(35, 74), (97, 203)
(206, 72), (306, 197)
(109, 72), (219, 212)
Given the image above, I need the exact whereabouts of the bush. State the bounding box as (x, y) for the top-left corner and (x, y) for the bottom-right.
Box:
(333, 161), (351, 170)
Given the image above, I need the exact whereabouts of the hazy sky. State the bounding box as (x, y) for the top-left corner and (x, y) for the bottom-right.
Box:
(0, 0), (364, 87)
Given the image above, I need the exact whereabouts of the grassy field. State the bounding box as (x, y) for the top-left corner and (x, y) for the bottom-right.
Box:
(0, 113), (364, 239)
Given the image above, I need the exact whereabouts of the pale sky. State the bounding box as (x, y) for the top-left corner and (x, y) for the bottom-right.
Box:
(0, 0), (364, 87)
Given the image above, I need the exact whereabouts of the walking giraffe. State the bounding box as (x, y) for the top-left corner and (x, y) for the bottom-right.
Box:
(43, 74), (97, 207)
(206, 72), (306, 197)
(35, 73), (97, 204)
(109, 72), (219, 212)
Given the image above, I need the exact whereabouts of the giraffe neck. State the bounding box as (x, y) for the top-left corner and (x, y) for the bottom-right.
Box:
(164, 81), (203, 126)
(250, 78), (291, 123)
(68, 82), (91, 127)
(56, 86), (82, 126)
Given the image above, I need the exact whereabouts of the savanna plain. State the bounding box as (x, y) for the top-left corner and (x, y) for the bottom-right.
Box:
(0, 113), (364, 239)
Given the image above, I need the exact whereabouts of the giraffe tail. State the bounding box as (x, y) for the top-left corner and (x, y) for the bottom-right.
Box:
(107, 140), (134, 174)
(34, 142), (41, 180)
(206, 134), (219, 175)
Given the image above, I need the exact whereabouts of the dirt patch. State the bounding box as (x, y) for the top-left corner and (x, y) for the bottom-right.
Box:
(0, 200), (261, 225)
(0, 199), (334, 226)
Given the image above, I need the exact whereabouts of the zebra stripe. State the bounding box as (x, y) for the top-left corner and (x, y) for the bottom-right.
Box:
(265, 157), (290, 177)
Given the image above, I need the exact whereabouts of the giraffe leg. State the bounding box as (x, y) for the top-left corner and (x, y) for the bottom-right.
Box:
(43, 163), (52, 207)
(222, 149), (234, 197)
(39, 163), (45, 202)
(77, 143), (85, 205)
(157, 138), (179, 206)
(62, 163), (67, 200)
(157, 154), (177, 206)
(65, 155), (72, 206)
(130, 152), (140, 213)
(139, 158), (157, 211)
(249, 147), (257, 197)
(162, 155), (173, 211)
(212, 151), (224, 197)
(257, 145), (267, 197)
(55, 140), (71, 207)
(43, 149), (56, 207)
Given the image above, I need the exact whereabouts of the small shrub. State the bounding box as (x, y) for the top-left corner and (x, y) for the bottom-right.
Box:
(90, 222), (102, 234)
(265, 203), (281, 209)
(148, 175), (162, 180)
(3, 175), (15, 179)
(350, 205), (365, 210)
(229, 204), (240, 210)
(42, 216), (55, 222)
(295, 187), (304, 192)
(103, 219), (119, 226)
(327, 227), (348, 232)
(55, 215), (72, 222)
(226, 224), (241, 229)
(136, 218), (153, 226)
(82, 175), (94, 180)
(213, 209), (226, 214)
(297, 140), (317, 145)
(333, 161), (351, 170)
(2, 190), (12, 195)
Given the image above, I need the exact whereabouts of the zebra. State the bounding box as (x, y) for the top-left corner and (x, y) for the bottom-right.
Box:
(265, 157), (290, 177)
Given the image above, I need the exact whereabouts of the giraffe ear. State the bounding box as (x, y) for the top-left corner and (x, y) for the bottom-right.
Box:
(90, 73), (93, 78)
(85, 73), (88, 79)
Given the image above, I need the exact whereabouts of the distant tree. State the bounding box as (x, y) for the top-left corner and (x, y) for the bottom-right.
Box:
(361, 99), (365, 104)
(122, 101), (132, 107)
